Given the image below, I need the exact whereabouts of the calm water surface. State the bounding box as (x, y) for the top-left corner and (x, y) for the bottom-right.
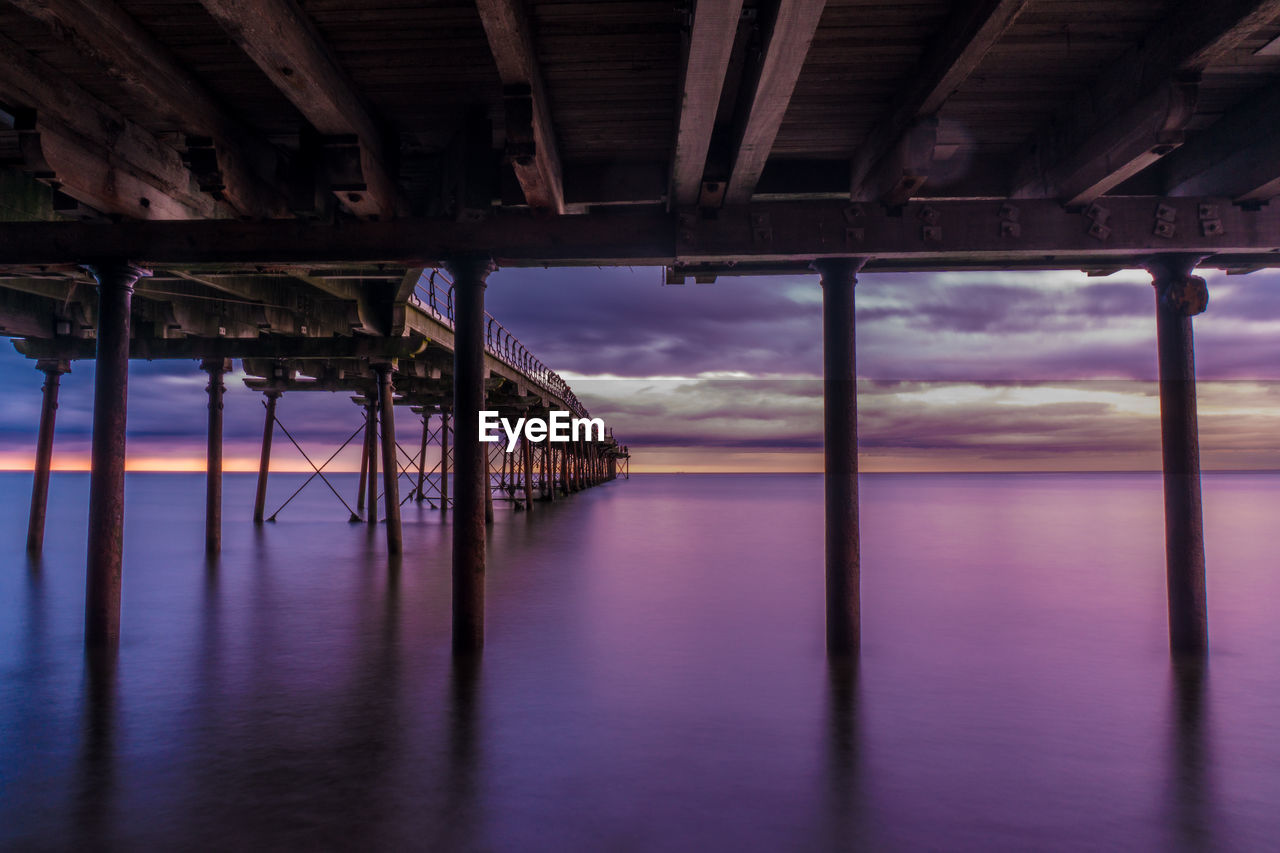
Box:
(2, 471), (1279, 851)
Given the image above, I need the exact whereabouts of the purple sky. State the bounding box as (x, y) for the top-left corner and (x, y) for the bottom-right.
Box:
(1, 266), (1279, 471)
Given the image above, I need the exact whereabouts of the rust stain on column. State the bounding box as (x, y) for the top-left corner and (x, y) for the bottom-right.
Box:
(201, 358), (229, 556)
(1148, 254), (1209, 656)
(448, 257), (495, 653)
(366, 398), (379, 526)
(253, 391), (279, 525)
(84, 263), (146, 649)
(815, 257), (866, 657)
(376, 364), (403, 555)
(27, 360), (68, 555)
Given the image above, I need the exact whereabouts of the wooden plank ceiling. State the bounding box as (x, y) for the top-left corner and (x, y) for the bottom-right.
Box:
(0, 0), (1278, 224)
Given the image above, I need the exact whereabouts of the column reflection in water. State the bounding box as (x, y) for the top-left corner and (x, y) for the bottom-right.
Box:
(823, 659), (873, 849)
(74, 648), (118, 847)
(1167, 658), (1216, 851)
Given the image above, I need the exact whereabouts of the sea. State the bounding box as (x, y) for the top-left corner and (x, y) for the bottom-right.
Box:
(2, 471), (1279, 851)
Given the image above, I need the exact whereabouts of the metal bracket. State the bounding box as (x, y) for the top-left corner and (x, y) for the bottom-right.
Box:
(751, 211), (773, 245)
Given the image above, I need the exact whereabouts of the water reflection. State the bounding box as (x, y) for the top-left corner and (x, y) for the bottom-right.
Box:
(436, 654), (483, 850)
(4, 473), (1280, 849)
(1168, 658), (1214, 851)
(824, 659), (871, 849)
(75, 648), (118, 849)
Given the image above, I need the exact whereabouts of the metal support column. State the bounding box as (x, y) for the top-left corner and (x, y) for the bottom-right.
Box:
(440, 410), (450, 514)
(356, 400), (370, 515)
(560, 445), (568, 495)
(544, 442), (554, 502)
(416, 413), (430, 502)
(448, 256), (495, 653)
(253, 391), (279, 525)
(1148, 254), (1210, 655)
(375, 363), (402, 555)
(523, 437), (533, 511)
(366, 399), (378, 525)
(84, 263), (146, 648)
(201, 358), (228, 556)
(816, 257), (866, 657)
(27, 360), (69, 555)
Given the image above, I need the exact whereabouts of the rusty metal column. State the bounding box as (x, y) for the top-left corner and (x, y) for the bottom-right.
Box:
(522, 437), (534, 511)
(416, 413), (430, 502)
(440, 410), (450, 514)
(816, 257), (866, 657)
(356, 400), (372, 515)
(447, 257), (494, 653)
(1148, 254), (1209, 655)
(366, 398), (379, 525)
(544, 442), (554, 502)
(559, 445), (568, 495)
(84, 263), (145, 648)
(201, 358), (228, 555)
(27, 360), (69, 555)
(486, 469), (495, 523)
(375, 363), (402, 555)
(253, 391), (279, 525)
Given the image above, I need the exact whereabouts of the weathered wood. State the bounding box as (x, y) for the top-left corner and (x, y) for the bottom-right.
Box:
(855, 117), (938, 206)
(1011, 0), (1280, 204)
(724, 0), (827, 203)
(849, 0), (1031, 199)
(7, 0), (289, 219)
(197, 0), (401, 219)
(1163, 84), (1280, 204)
(0, 34), (224, 220)
(476, 0), (565, 213)
(1017, 79), (1200, 207)
(670, 0), (746, 206)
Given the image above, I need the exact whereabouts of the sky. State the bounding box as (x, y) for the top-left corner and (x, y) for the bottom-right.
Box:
(1, 265), (1279, 473)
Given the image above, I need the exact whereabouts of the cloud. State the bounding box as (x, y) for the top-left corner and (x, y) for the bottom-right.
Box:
(2, 265), (1280, 471)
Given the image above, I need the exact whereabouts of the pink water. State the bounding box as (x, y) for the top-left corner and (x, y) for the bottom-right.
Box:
(2, 472), (1278, 850)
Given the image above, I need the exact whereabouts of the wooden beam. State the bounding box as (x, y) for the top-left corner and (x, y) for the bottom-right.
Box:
(858, 118), (939, 207)
(1, 199), (1279, 271)
(0, 287), (76, 338)
(0, 34), (224, 220)
(849, 0), (1030, 201)
(1164, 84), (1280, 204)
(476, 0), (565, 213)
(1025, 79), (1200, 208)
(1011, 0), (1280, 204)
(670, 0), (746, 206)
(723, 0), (827, 204)
(197, 0), (401, 219)
(6, 0), (289, 219)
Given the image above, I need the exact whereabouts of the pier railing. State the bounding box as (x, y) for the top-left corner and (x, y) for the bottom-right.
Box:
(409, 270), (588, 417)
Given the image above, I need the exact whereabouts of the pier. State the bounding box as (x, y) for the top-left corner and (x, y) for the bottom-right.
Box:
(2, 0), (1279, 658)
